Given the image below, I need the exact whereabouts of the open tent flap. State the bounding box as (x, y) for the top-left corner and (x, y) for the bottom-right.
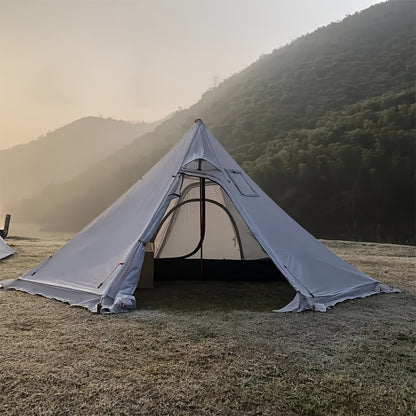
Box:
(276, 281), (400, 312)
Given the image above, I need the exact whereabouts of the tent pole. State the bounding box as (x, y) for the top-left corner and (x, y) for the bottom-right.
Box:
(199, 174), (206, 280)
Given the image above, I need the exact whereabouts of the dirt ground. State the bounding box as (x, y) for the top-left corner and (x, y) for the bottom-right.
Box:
(0, 237), (415, 416)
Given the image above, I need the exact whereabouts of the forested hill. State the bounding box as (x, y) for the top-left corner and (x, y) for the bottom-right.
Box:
(14, 0), (415, 243)
(0, 117), (158, 205)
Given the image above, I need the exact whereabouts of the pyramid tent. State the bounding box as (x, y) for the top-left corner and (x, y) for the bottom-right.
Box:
(0, 236), (14, 260)
(1, 120), (398, 312)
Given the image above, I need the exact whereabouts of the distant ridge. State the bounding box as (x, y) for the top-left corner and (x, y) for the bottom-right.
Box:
(11, 0), (416, 243)
(0, 116), (159, 205)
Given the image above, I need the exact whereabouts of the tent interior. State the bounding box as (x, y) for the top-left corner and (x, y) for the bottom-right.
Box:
(142, 175), (286, 286)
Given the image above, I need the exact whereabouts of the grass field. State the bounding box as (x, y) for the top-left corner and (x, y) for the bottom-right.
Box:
(0, 237), (415, 416)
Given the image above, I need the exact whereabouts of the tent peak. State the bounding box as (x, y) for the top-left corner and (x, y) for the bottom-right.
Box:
(181, 120), (221, 172)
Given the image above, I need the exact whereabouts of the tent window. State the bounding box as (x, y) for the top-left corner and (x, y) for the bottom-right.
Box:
(226, 169), (258, 197)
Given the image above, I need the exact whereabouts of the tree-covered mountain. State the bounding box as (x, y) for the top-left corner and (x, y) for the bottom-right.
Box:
(244, 89), (415, 242)
(0, 117), (158, 205)
(12, 0), (415, 243)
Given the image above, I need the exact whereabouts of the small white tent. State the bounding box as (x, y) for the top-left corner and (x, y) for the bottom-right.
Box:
(0, 236), (14, 260)
(1, 120), (398, 312)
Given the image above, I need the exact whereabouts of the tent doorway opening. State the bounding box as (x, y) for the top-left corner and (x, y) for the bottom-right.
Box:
(146, 175), (285, 283)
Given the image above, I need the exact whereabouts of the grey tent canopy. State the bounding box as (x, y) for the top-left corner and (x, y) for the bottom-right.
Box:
(0, 236), (14, 260)
(1, 120), (398, 312)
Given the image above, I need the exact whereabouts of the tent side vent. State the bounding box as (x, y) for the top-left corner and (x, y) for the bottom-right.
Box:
(225, 170), (258, 197)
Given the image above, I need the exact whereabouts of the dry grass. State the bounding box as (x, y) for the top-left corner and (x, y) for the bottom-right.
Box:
(0, 237), (415, 416)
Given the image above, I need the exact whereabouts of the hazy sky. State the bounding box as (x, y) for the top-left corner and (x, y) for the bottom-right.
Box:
(0, 0), (381, 150)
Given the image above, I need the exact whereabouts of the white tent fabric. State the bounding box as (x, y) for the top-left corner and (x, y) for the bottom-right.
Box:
(0, 237), (14, 260)
(1, 120), (398, 312)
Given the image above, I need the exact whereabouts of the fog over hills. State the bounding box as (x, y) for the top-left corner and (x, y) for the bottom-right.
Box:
(0, 117), (158, 205)
(10, 0), (416, 243)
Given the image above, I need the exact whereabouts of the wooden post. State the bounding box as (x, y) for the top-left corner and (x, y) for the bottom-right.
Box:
(0, 214), (10, 239)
